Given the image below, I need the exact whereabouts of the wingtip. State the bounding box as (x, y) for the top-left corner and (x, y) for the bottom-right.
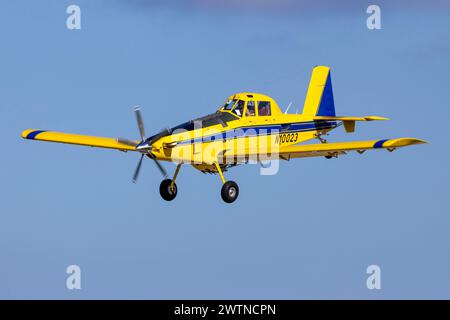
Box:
(21, 129), (36, 139)
(366, 116), (390, 121)
(405, 138), (427, 145)
(416, 139), (428, 144)
(385, 138), (428, 148)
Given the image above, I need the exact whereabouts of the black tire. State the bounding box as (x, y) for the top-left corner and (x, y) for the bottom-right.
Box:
(324, 155), (333, 159)
(221, 181), (239, 203)
(159, 179), (177, 201)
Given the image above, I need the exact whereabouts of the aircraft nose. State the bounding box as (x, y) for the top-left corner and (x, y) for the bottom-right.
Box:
(136, 141), (151, 150)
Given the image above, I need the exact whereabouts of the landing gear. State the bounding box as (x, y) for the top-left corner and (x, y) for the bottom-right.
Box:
(160, 179), (177, 201)
(214, 163), (239, 203)
(158, 162), (240, 203)
(221, 181), (239, 203)
(324, 155), (333, 159)
(159, 163), (182, 201)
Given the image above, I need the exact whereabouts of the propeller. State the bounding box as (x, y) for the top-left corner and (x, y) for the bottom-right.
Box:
(119, 106), (169, 183)
(132, 154), (144, 183)
(150, 154), (168, 178)
(117, 137), (139, 148)
(135, 106), (146, 141)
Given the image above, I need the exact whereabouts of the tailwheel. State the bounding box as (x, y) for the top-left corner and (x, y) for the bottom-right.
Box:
(221, 181), (239, 203)
(159, 179), (177, 201)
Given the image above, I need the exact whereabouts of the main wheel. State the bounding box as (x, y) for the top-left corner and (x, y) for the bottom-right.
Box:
(324, 155), (333, 159)
(221, 181), (239, 203)
(159, 179), (177, 201)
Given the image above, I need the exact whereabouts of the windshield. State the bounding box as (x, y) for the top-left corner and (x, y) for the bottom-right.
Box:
(222, 99), (237, 110)
(170, 112), (239, 132)
(231, 100), (245, 117)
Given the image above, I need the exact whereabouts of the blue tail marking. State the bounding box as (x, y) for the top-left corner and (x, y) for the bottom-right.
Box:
(317, 73), (336, 117)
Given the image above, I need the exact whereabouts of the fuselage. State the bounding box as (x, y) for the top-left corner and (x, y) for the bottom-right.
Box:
(20, 66), (425, 204)
(148, 93), (339, 170)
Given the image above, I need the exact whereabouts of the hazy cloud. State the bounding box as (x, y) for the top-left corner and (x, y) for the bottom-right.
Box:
(119, 0), (450, 13)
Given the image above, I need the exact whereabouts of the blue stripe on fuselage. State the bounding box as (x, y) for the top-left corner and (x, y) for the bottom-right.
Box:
(176, 121), (338, 145)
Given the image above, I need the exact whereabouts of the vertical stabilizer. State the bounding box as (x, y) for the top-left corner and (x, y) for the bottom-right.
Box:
(302, 66), (336, 117)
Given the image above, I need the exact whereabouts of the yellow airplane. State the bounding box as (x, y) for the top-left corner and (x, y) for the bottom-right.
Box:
(22, 66), (425, 203)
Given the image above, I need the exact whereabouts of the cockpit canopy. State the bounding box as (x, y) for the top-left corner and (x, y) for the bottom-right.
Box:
(167, 93), (282, 134)
(219, 92), (281, 118)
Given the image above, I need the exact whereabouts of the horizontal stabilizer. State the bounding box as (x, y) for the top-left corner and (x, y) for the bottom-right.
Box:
(314, 115), (389, 133)
(314, 115), (389, 121)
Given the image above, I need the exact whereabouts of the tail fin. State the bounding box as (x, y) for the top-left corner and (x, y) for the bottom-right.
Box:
(302, 66), (336, 117)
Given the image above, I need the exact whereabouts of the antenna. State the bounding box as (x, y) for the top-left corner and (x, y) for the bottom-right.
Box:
(284, 102), (293, 114)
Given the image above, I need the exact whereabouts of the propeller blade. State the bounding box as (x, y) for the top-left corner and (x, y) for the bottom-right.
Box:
(117, 138), (139, 147)
(132, 154), (144, 183)
(134, 106), (146, 141)
(151, 156), (168, 178)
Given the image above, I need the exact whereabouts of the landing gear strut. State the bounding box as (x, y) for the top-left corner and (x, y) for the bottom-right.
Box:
(214, 163), (239, 203)
(159, 163), (182, 201)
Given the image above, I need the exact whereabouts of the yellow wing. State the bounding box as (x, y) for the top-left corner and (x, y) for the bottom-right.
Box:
(21, 129), (138, 151)
(221, 138), (426, 162)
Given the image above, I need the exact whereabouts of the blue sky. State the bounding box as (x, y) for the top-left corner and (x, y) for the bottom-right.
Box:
(0, 0), (449, 299)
